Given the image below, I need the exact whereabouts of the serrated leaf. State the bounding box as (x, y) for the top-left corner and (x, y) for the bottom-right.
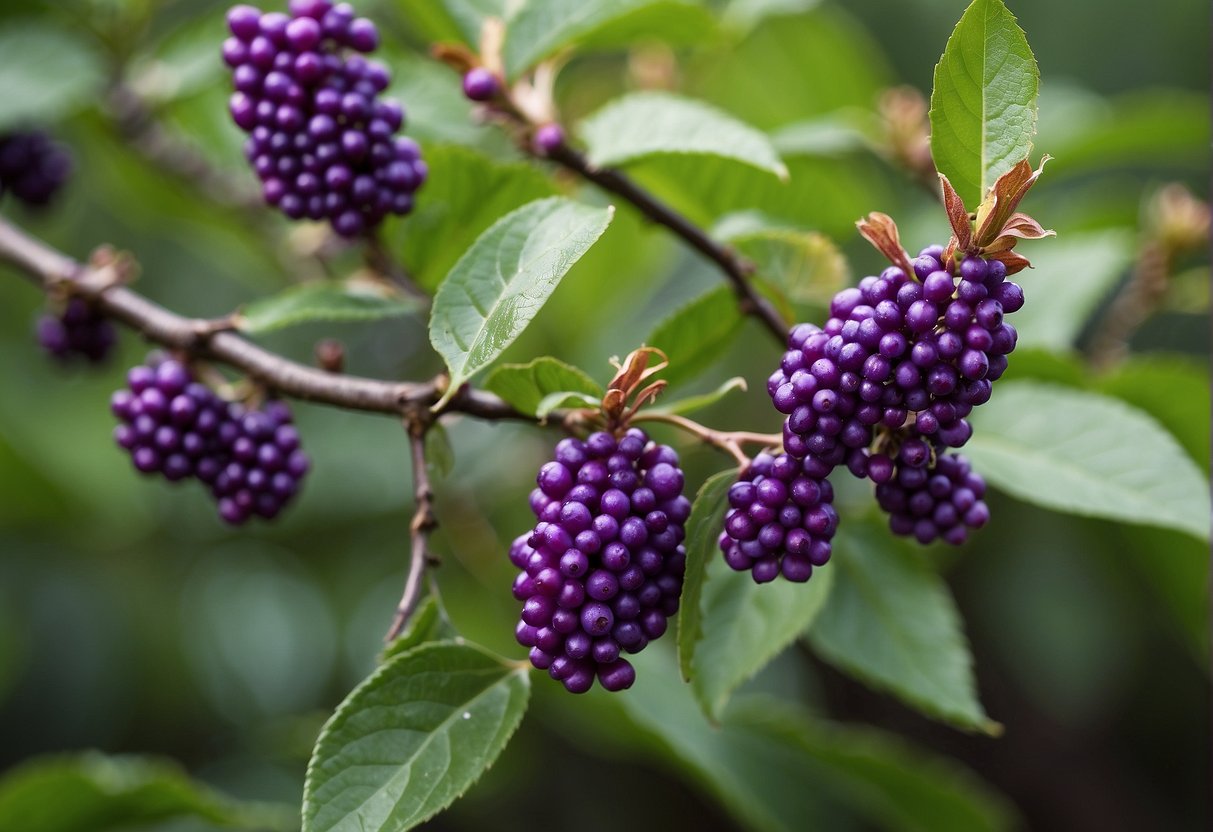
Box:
(805, 524), (996, 734)
(381, 597), (457, 663)
(692, 544), (835, 723)
(303, 641), (530, 832)
(238, 281), (422, 334)
(0, 752), (295, 832)
(965, 382), (1210, 540)
(395, 146), (558, 291)
(677, 470), (736, 682)
(484, 357), (603, 417)
(657, 377), (748, 418)
(646, 286), (745, 391)
(503, 0), (714, 79)
(0, 25), (103, 129)
(428, 198), (614, 406)
(580, 92), (787, 180)
(929, 0), (1039, 207)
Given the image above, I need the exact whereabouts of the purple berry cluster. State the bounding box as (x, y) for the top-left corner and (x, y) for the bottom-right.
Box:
(36, 299), (116, 364)
(755, 246), (1022, 550)
(111, 355), (309, 524)
(718, 451), (837, 583)
(511, 428), (690, 693)
(873, 448), (989, 545)
(0, 130), (72, 207)
(223, 1), (426, 237)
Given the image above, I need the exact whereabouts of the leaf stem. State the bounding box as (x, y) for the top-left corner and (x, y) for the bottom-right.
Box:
(630, 410), (779, 466)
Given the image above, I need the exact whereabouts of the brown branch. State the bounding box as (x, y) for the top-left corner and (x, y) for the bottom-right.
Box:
(542, 143), (790, 344)
(385, 416), (440, 641)
(630, 410), (780, 466)
(0, 215), (524, 421)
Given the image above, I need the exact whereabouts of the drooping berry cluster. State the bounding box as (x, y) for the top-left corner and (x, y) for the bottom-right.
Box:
(223, 1), (426, 236)
(718, 451), (837, 583)
(511, 429), (689, 693)
(872, 449), (989, 545)
(36, 299), (116, 364)
(111, 355), (309, 524)
(0, 130), (72, 207)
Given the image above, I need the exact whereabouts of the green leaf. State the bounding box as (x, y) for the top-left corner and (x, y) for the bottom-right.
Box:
(238, 280), (423, 334)
(580, 92), (787, 180)
(0, 25), (103, 129)
(646, 286), (745, 391)
(965, 381), (1211, 540)
(303, 641), (530, 832)
(929, 0), (1040, 206)
(1095, 356), (1210, 471)
(503, 0), (714, 79)
(394, 146), (558, 291)
(726, 225), (850, 309)
(1011, 230), (1133, 351)
(806, 524), (996, 733)
(425, 423), (457, 481)
(428, 197), (614, 406)
(394, 0), (505, 45)
(677, 469), (736, 682)
(723, 0), (823, 33)
(535, 391), (602, 420)
(0, 752), (295, 832)
(656, 377), (749, 417)
(381, 597), (457, 663)
(484, 357), (603, 417)
(770, 112), (878, 158)
(692, 543), (835, 723)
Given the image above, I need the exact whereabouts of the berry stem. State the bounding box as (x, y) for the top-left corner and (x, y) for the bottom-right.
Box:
(385, 415), (439, 641)
(630, 411), (778, 466)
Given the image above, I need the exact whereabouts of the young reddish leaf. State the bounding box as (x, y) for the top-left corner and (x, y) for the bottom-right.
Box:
(973, 156), (1050, 246)
(856, 212), (914, 277)
(939, 174), (973, 252)
(985, 249), (1033, 275)
(983, 212), (1056, 253)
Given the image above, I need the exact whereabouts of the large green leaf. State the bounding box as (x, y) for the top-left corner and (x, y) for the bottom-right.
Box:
(646, 286), (745, 391)
(0, 752), (294, 832)
(503, 0), (713, 79)
(0, 25), (103, 129)
(676, 469), (736, 682)
(1095, 356), (1210, 471)
(806, 525), (996, 733)
(428, 197), (614, 406)
(237, 280), (423, 334)
(1010, 230), (1133, 351)
(484, 356), (603, 417)
(929, 0), (1039, 206)
(396, 146), (558, 291)
(692, 541), (835, 723)
(303, 641), (530, 832)
(580, 92), (788, 180)
(394, 0), (505, 45)
(965, 382), (1210, 540)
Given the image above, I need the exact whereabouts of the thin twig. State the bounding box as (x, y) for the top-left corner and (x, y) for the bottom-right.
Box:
(543, 143), (790, 344)
(385, 416), (439, 641)
(631, 410), (780, 466)
(0, 216), (524, 421)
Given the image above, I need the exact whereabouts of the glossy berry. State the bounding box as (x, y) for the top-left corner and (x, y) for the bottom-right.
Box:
(111, 355), (308, 524)
(719, 451), (837, 583)
(512, 428), (689, 693)
(533, 124), (565, 155)
(36, 299), (115, 364)
(0, 130), (72, 207)
(223, 2), (425, 236)
(461, 68), (499, 102)
(875, 450), (989, 545)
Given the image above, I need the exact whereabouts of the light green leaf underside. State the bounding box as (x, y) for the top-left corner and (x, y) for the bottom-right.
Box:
(484, 357), (603, 417)
(238, 281), (422, 334)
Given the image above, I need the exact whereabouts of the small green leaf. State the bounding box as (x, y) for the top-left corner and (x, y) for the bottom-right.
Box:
(395, 146), (558, 291)
(580, 92), (787, 180)
(929, 0), (1040, 206)
(303, 641), (530, 832)
(0, 25), (103, 129)
(726, 226), (850, 309)
(535, 391), (602, 420)
(428, 197), (614, 407)
(806, 524), (997, 734)
(965, 382), (1211, 540)
(0, 752), (295, 832)
(238, 281), (422, 334)
(1095, 356), (1210, 471)
(656, 377), (748, 417)
(646, 286), (745, 390)
(677, 470), (736, 682)
(503, 0), (714, 79)
(692, 544), (835, 723)
(484, 357), (603, 417)
(381, 597), (457, 663)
